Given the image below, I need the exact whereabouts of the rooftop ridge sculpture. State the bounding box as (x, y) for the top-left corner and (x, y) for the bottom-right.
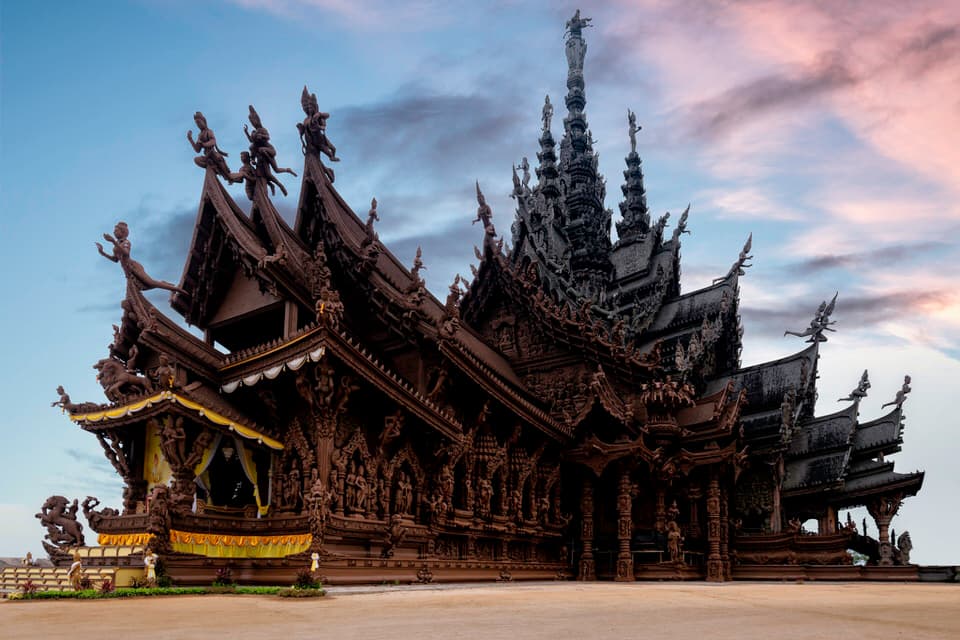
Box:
(839, 369), (870, 404)
(244, 104), (297, 197)
(784, 292), (838, 342)
(96, 221), (185, 295)
(187, 111), (233, 182)
(881, 375), (912, 409)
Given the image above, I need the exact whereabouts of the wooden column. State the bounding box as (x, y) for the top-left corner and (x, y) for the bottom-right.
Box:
(818, 505), (837, 534)
(867, 495), (903, 566)
(615, 470), (634, 581)
(578, 479), (595, 581)
(770, 485), (783, 533)
(720, 485), (730, 580)
(655, 486), (667, 533)
(687, 482), (701, 539)
(706, 473), (723, 582)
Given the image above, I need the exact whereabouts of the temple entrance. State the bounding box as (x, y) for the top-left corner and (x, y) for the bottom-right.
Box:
(198, 438), (255, 510)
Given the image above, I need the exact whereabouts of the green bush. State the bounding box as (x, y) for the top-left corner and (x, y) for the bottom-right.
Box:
(293, 568), (323, 590)
(278, 587), (326, 598)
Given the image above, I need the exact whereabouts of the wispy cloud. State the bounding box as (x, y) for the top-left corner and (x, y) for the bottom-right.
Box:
(683, 52), (857, 141)
(788, 242), (952, 274)
(226, 0), (453, 31)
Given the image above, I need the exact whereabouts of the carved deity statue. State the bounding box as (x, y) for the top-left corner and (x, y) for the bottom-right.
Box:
(229, 151), (274, 199)
(564, 10), (591, 73)
(473, 182), (494, 230)
(345, 461), (358, 511)
(355, 465), (369, 513)
(244, 105), (296, 196)
(542, 95), (553, 133)
(627, 109), (641, 154)
(298, 85), (340, 162)
(667, 520), (683, 564)
(478, 478), (493, 518)
(187, 111), (232, 181)
(395, 471), (413, 515)
(97, 222), (186, 294)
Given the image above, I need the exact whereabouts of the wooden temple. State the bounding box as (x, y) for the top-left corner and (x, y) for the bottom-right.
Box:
(48, 12), (924, 584)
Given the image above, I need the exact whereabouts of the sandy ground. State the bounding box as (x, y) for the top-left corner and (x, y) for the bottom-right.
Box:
(2, 582), (958, 640)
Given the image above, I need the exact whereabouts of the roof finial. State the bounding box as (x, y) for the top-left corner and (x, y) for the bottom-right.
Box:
(784, 292), (838, 342)
(838, 369), (870, 404)
(628, 109), (641, 154)
(542, 95), (553, 133)
(473, 181), (493, 230)
(881, 375), (912, 409)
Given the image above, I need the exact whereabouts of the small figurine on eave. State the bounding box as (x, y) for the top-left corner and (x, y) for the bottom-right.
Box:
(96, 221), (186, 294)
(882, 375), (912, 409)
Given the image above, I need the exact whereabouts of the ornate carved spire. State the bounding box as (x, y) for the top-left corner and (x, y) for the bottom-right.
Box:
(535, 94), (561, 201)
(557, 10), (612, 297)
(616, 109), (650, 243)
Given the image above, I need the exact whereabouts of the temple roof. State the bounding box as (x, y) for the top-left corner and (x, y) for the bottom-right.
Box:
(782, 399), (923, 503)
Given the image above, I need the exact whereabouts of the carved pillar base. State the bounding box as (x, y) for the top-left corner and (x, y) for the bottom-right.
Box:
(879, 542), (894, 566)
(615, 556), (634, 582)
(579, 557), (596, 581)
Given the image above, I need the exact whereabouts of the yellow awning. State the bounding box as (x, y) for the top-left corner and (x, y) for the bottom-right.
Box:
(70, 391), (283, 450)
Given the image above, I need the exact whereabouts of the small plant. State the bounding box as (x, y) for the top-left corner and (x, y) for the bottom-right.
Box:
(293, 567), (322, 590)
(20, 579), (39, 597)
(212, 566), (235, 587)
(128, 576), (148, 588)
(78, 576), (93, 590)
(99, 578), (115, 594)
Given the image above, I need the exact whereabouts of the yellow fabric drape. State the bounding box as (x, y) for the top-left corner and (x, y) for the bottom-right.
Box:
(144, 421), (172, 490)
(235, 439), (268, 516)
(169, 530), (311, 558)
(98, 532), (153, 546)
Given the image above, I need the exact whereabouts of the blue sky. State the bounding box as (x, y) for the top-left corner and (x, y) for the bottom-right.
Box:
(2, 0), (958, 564)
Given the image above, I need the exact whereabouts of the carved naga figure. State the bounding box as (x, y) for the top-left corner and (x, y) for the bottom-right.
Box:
(96, 221), (186, 294)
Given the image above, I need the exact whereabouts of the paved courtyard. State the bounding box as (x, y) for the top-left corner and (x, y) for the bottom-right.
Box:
(2, 582), (958, 639)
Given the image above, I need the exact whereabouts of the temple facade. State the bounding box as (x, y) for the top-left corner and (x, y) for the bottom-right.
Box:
(47, 13), (923, 584)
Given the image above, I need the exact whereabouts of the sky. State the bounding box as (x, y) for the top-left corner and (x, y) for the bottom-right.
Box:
(1, 0), (958, 565)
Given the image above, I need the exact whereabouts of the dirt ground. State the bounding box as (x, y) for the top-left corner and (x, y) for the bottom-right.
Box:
(2, 582), (958, 640)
